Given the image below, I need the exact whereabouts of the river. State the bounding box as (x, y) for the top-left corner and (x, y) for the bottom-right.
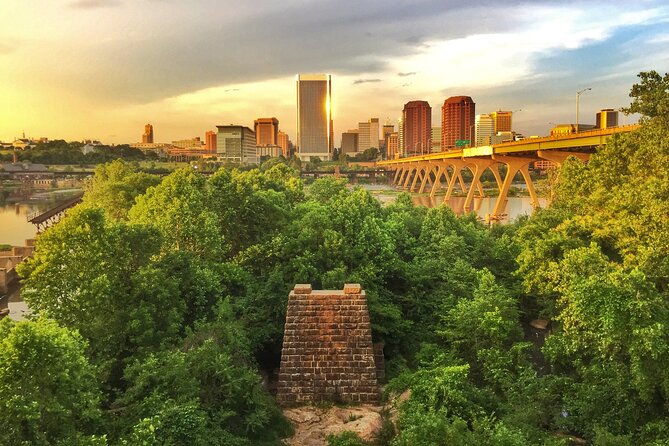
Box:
(0, 186), (83, 246)
(359, 184), (546, 223)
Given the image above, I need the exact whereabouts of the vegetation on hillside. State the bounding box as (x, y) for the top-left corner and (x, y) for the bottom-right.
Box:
(4, 71), (668, 445)
(0, 140), (157, 165)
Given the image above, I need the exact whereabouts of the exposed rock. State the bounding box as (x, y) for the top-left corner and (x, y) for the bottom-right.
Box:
(284, 405), (384, 446)
(530, 318), (550, 330)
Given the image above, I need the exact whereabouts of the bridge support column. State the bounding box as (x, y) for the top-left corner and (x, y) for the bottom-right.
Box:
(402, 167), (415, 189)
(464, 159), (501, 212)
(492, 155), (540, 217)
(444, 160), (469, 200)
(398, 167), (410, 187)
(418, 163), (436, 194)
(410, 165), (426, 192)
(429, 162), (451, 198)
(393, 167), (403, 184)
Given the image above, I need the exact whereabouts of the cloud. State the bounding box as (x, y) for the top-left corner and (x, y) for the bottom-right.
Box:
(69, 0), (121, 9)
(400, 35), (427, 47)
(44, 0), (540, 103)
(15, 0), (666, 125)
(353, 79), (382, 84)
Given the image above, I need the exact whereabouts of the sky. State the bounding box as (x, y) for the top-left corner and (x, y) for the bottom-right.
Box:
(1, 0), (668, 146)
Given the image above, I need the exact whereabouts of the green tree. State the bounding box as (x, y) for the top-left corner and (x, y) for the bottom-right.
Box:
(83, 159), (160, 220)
(115, 301), (290, 445)
(439, 270), (527, 390)
(513, 72), (669, 441)
(0, 318), (103, 446)
(622, 70), (669, 120)
(129, 168), (226, 259)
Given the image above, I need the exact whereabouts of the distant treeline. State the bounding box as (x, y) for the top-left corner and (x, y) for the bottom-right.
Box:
(0, 140), (158, 165)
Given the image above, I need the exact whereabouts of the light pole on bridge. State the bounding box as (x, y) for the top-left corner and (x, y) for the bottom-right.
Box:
(576, 87), (591, 134)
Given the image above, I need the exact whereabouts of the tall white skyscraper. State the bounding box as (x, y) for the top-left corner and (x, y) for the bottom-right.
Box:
(475, 114), (495, 147)
(296, 74), (332, 161)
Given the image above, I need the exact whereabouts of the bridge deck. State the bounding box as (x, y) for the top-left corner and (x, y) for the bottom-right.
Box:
(28, 193), (84, 225)
(378, 124), (640, 165)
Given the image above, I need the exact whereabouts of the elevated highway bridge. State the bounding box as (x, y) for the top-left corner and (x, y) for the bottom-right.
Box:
(378, 125), (640, 218)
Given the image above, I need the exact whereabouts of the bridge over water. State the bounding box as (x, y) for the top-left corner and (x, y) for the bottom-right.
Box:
(27, 192), (84, 232)
(378, 125), (639, 218)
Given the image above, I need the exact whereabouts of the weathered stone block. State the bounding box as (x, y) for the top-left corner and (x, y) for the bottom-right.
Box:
(277, 285), (380, 405)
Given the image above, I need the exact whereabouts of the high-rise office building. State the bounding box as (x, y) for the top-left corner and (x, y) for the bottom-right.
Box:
(402, 101), (431, 156)
(357, 118), (379, 152)
(278, 131), (291, 157)
(205, 131), (217, 152)
(441, 96), (475, 150)
(382, 124), (394, 151)
(387, 133), (399, 159)
(216, 125), (258, 164)
(142, 124), (154, 144)
(370, 118), (380, 150)
(254, 117), (279, 146)
(341, 130), (359, 154)
(296, 74), (332, 161)
(431, 127), (442, 152)
(490, 110), (512, 133)
(475, 114), (494, 146)
(596, 109), (618, 129)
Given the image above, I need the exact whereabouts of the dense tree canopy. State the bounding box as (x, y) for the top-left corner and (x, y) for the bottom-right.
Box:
(10, 72), (669, 444)
(0, 318), (103, 445)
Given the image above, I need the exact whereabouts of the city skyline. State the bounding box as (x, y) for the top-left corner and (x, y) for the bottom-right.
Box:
(1, 1), (669, 146)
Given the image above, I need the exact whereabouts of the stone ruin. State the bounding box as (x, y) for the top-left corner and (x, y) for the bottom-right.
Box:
(276, 283), (380, 405)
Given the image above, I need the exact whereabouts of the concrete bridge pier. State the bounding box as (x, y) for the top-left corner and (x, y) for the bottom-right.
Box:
(409, 165), (425, 192)
(418, 163), (434, 194)
(429, 164), (447, 197)
(464, 158), (502, 212)
(393, 167), (403, 184)
(492, 155), (540, 217)
(402, 167), (414, 189)
(444, 160), (470, 200)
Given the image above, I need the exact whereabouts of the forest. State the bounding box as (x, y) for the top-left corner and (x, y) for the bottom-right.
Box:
(1, 71), (668, 445)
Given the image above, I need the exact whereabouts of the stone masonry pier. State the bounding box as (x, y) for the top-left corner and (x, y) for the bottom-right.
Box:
(277, 284), (380, 405)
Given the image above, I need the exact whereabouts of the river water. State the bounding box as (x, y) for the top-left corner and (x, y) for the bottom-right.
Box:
(0, 186), (83, 246)
(359, 184), (546, 223)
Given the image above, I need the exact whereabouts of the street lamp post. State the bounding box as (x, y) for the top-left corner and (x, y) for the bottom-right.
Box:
(576, 88), (591, 134)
